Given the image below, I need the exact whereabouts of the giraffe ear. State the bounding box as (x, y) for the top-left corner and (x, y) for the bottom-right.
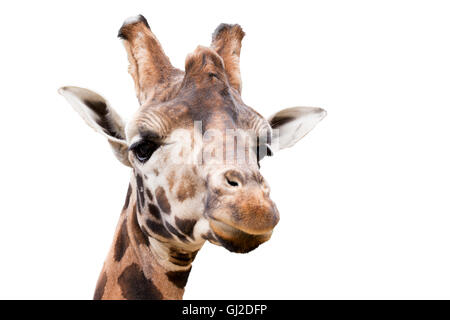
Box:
(58, 86), (131, 167)
(268, 107), (327, 152)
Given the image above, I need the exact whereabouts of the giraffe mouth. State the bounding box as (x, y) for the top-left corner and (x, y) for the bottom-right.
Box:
(209, 219), (273, 253)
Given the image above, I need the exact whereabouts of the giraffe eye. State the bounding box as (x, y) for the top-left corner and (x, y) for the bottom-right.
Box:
(130, 140), (158, 163)
(256, 137), (273, 164)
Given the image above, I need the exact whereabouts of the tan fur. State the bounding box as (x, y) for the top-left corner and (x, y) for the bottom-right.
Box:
(59, 13), (325, 300)
(119, 17), (184, 104)
(176, 171), (198, 202)
(90, 16), (299, 300)
(211, 24), (245, 93)
(95, 186), (188, 300)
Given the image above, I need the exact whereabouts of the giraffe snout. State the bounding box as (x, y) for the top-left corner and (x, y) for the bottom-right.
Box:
(206, 169), (280, 253)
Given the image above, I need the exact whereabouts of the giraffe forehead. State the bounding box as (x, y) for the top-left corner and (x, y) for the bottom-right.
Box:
(127, 103), (268, 145)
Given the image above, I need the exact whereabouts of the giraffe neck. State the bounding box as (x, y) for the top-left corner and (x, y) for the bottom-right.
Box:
(93, 184), (198, 300)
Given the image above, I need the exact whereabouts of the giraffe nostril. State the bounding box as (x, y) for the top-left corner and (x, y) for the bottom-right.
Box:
(223, 170), (243, 188)
(226, 177), (239, 187)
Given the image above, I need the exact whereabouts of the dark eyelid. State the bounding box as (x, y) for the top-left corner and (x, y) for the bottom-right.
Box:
(129, 138), (165, 152)
(266, 144), (273, 156)
(129, 129), (164, 150)
(256, 144), (272, 155)
(128, 141), (142, 151)
(139, 129), (162, 140)
(255, 136), (273, 159)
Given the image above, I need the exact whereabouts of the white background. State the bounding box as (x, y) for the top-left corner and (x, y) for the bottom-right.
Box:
(0, 0), (449, 299)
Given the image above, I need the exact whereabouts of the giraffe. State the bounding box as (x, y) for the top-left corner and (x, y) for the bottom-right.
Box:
(59, 15), (326, 300)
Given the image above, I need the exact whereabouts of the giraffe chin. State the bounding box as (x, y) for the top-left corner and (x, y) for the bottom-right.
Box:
(209, 219), (273, 254)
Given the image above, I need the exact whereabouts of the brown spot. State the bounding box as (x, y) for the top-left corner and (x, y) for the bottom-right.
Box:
(145, 219), (173, 239)
(175, 217), (196, 238)
(93, 271), (107, 300)
(114, 218), (129, 262)
(135, 174), (146, 211)
(156, 187), (171, 214)
(118, 263), (162, 300)
(166, 223), (188, 242)
(122, 184), (132, 211)
(169, 248), (198, 266)
(153, 168), (159, 176)
(166, 267), (192, 289)
(130, 206), (149, 246)
(148, 203), (161, 220)
(176, 172), (198, 202)
(167, 171), (176, 191)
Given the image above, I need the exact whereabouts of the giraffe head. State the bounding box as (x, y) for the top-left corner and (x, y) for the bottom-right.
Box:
(59, 16), (326, 255)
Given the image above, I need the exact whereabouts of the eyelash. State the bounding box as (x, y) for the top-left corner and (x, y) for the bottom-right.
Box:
(129, 139), (271, 164)
(129, 140), (159, 163)
(256, 139), (273, 165)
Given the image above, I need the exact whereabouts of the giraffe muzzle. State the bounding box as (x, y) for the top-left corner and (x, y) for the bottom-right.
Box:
(209, 219), (274, 253)
(205, 170), (280, 253)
